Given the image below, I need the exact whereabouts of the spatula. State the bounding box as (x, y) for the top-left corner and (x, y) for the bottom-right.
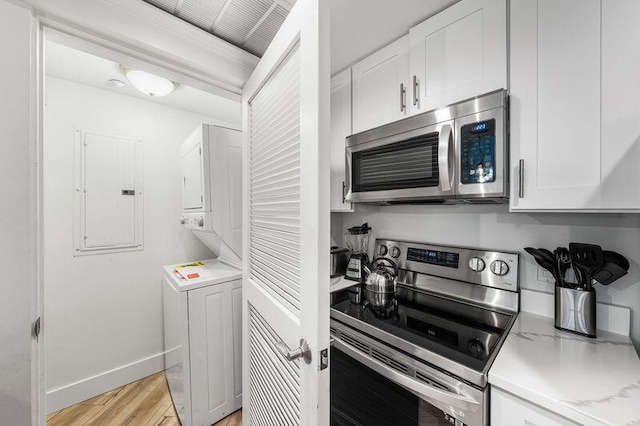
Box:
(592, 251), (629, 286)
(568, 243), (604, 291)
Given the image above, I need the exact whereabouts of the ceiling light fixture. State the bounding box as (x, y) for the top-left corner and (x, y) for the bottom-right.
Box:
(119, 65), (179, 97)
(108, 79), (127, 88)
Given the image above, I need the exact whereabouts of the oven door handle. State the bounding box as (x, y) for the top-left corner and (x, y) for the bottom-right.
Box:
(438, 123), (453, 192)
(333, 337), (480, 413)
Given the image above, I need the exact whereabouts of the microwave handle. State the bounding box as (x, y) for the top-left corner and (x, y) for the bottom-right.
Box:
(333, 336), (480, 413)
(438, 124), (453, 192)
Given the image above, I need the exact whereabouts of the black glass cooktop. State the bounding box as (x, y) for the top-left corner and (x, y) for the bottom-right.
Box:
(331, 285), (513, 372)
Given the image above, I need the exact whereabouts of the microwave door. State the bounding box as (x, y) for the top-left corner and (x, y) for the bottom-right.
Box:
(346, 120), (455, 203)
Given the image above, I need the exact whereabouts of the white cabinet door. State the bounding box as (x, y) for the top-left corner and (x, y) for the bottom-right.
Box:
(188, 281), (240, 425)
(352, 35), (409, 133)
(510, 0), (640, 212)
(409, 0), (507, 114)
(231, 284), (242, 405)
(330, 69), (353, 212)
(491, 387), (578, 426)
(242, 0), (330, 424)
(599, 0), (640, 209)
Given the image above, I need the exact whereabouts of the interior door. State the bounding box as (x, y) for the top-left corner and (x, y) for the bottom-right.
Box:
(0, 0), (37, 424)
(242, 0), (330, 424)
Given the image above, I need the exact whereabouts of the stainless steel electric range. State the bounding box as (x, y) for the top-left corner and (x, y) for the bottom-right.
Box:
(330, 239), (519, 426)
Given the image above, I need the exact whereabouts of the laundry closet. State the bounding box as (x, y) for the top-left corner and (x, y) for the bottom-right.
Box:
(42, 38), (242, 418)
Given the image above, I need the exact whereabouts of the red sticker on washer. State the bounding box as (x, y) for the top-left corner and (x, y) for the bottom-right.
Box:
(187, 273), (200, 279)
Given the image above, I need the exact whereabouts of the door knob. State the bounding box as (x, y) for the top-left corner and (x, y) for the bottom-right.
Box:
(276, 338), (312, 364)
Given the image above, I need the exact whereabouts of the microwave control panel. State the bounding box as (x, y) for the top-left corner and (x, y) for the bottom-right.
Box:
(460, 119), (496, 184)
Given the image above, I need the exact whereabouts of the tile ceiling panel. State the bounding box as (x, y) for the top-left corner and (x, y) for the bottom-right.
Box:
(150, 0), (179, 13)
(214, 0), (272, 46)
(244, 4), (288, 57)
(177, 0), (226, 31)
(143, 0), (294, 57)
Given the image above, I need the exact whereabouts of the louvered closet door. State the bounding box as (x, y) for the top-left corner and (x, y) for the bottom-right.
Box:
(242, 0), (330, 424)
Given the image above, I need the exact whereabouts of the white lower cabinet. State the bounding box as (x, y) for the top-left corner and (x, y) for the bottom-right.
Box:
(187, 279), (242, 425)
(491, 387), (578, 426)
(510, 0), (640, 211)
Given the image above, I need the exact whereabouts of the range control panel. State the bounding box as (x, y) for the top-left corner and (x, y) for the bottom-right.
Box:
(374, 239), (519, 292)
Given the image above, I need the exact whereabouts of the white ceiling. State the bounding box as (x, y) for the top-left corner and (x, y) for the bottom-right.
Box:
(330, 0), (460, 74)
(45, 40), (241, 127)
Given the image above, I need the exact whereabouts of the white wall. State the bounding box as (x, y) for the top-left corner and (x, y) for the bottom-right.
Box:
(336, 205), (640, 351)
(43, 76), (238, 411)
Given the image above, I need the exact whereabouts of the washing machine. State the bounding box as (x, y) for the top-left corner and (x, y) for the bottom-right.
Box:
(162, 258), (242, 426)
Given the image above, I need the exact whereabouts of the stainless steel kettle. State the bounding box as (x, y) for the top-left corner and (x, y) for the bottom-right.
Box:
(364, 258), (398, 312)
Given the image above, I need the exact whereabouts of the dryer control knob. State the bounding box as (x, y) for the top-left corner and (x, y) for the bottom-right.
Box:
(196, 217), (204, 227)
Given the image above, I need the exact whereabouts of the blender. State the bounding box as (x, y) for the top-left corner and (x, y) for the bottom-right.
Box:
(344, 223), (372, 282)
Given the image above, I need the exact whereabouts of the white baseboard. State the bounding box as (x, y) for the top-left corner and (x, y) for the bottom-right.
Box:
(46, 348), (180, 414)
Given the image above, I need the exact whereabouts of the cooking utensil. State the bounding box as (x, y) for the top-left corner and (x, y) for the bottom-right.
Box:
(569, 243), (604, 291)
(525, 247), (561, 284)
(592, 251), (629, 286)
(554, 247), (574, 288)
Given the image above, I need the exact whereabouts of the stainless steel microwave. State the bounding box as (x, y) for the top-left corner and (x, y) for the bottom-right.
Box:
(345, 90), (509, 204)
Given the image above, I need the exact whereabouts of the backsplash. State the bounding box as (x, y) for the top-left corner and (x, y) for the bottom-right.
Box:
(333, 204), (640, 351)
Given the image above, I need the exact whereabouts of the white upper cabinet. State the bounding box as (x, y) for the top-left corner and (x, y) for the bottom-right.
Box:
(510, 0), (640, 211)
(330, 69), (353, 212)
(408, 0), (507, 115)
(352, 35), (409, 134)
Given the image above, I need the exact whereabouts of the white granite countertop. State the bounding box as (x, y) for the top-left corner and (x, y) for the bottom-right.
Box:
(489, 312), (640, 426)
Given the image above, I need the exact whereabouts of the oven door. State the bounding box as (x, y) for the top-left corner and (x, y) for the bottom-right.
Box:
(330, 327), (486, 426)
(345, 120), (454, 203)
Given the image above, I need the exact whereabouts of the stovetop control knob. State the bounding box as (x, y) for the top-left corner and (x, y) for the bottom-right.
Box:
(490, 260), (509, 276)
(468, 338), (485, 358)
(377, 245), (388, 256)
(468, 257), (485, 272)
(390, 246), (401, 258)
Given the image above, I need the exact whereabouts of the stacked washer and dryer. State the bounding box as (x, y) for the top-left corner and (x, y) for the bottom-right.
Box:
(162, 124), (243, 426)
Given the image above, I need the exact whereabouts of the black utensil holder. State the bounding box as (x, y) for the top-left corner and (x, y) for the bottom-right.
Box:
(554, 287), (596, 338)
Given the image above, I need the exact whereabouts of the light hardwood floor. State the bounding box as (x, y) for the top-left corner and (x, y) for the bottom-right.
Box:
(46, 372), (242, 426)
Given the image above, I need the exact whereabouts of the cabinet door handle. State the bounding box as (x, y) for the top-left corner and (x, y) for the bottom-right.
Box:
(519, 159), (525, 198)
(342, 181), (346, 204)
(400, 83), (406, 112)
(412, 75), (419, 107)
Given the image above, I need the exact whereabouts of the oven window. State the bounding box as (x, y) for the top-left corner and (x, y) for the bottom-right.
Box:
(351, 132), (440, 192)
(331, 347), (464, 426)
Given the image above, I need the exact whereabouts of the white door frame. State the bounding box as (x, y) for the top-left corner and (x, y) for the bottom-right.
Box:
(23, 2), (258, 423)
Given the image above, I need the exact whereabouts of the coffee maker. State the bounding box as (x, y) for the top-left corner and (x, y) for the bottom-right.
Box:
(344, 223), (371, 282)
